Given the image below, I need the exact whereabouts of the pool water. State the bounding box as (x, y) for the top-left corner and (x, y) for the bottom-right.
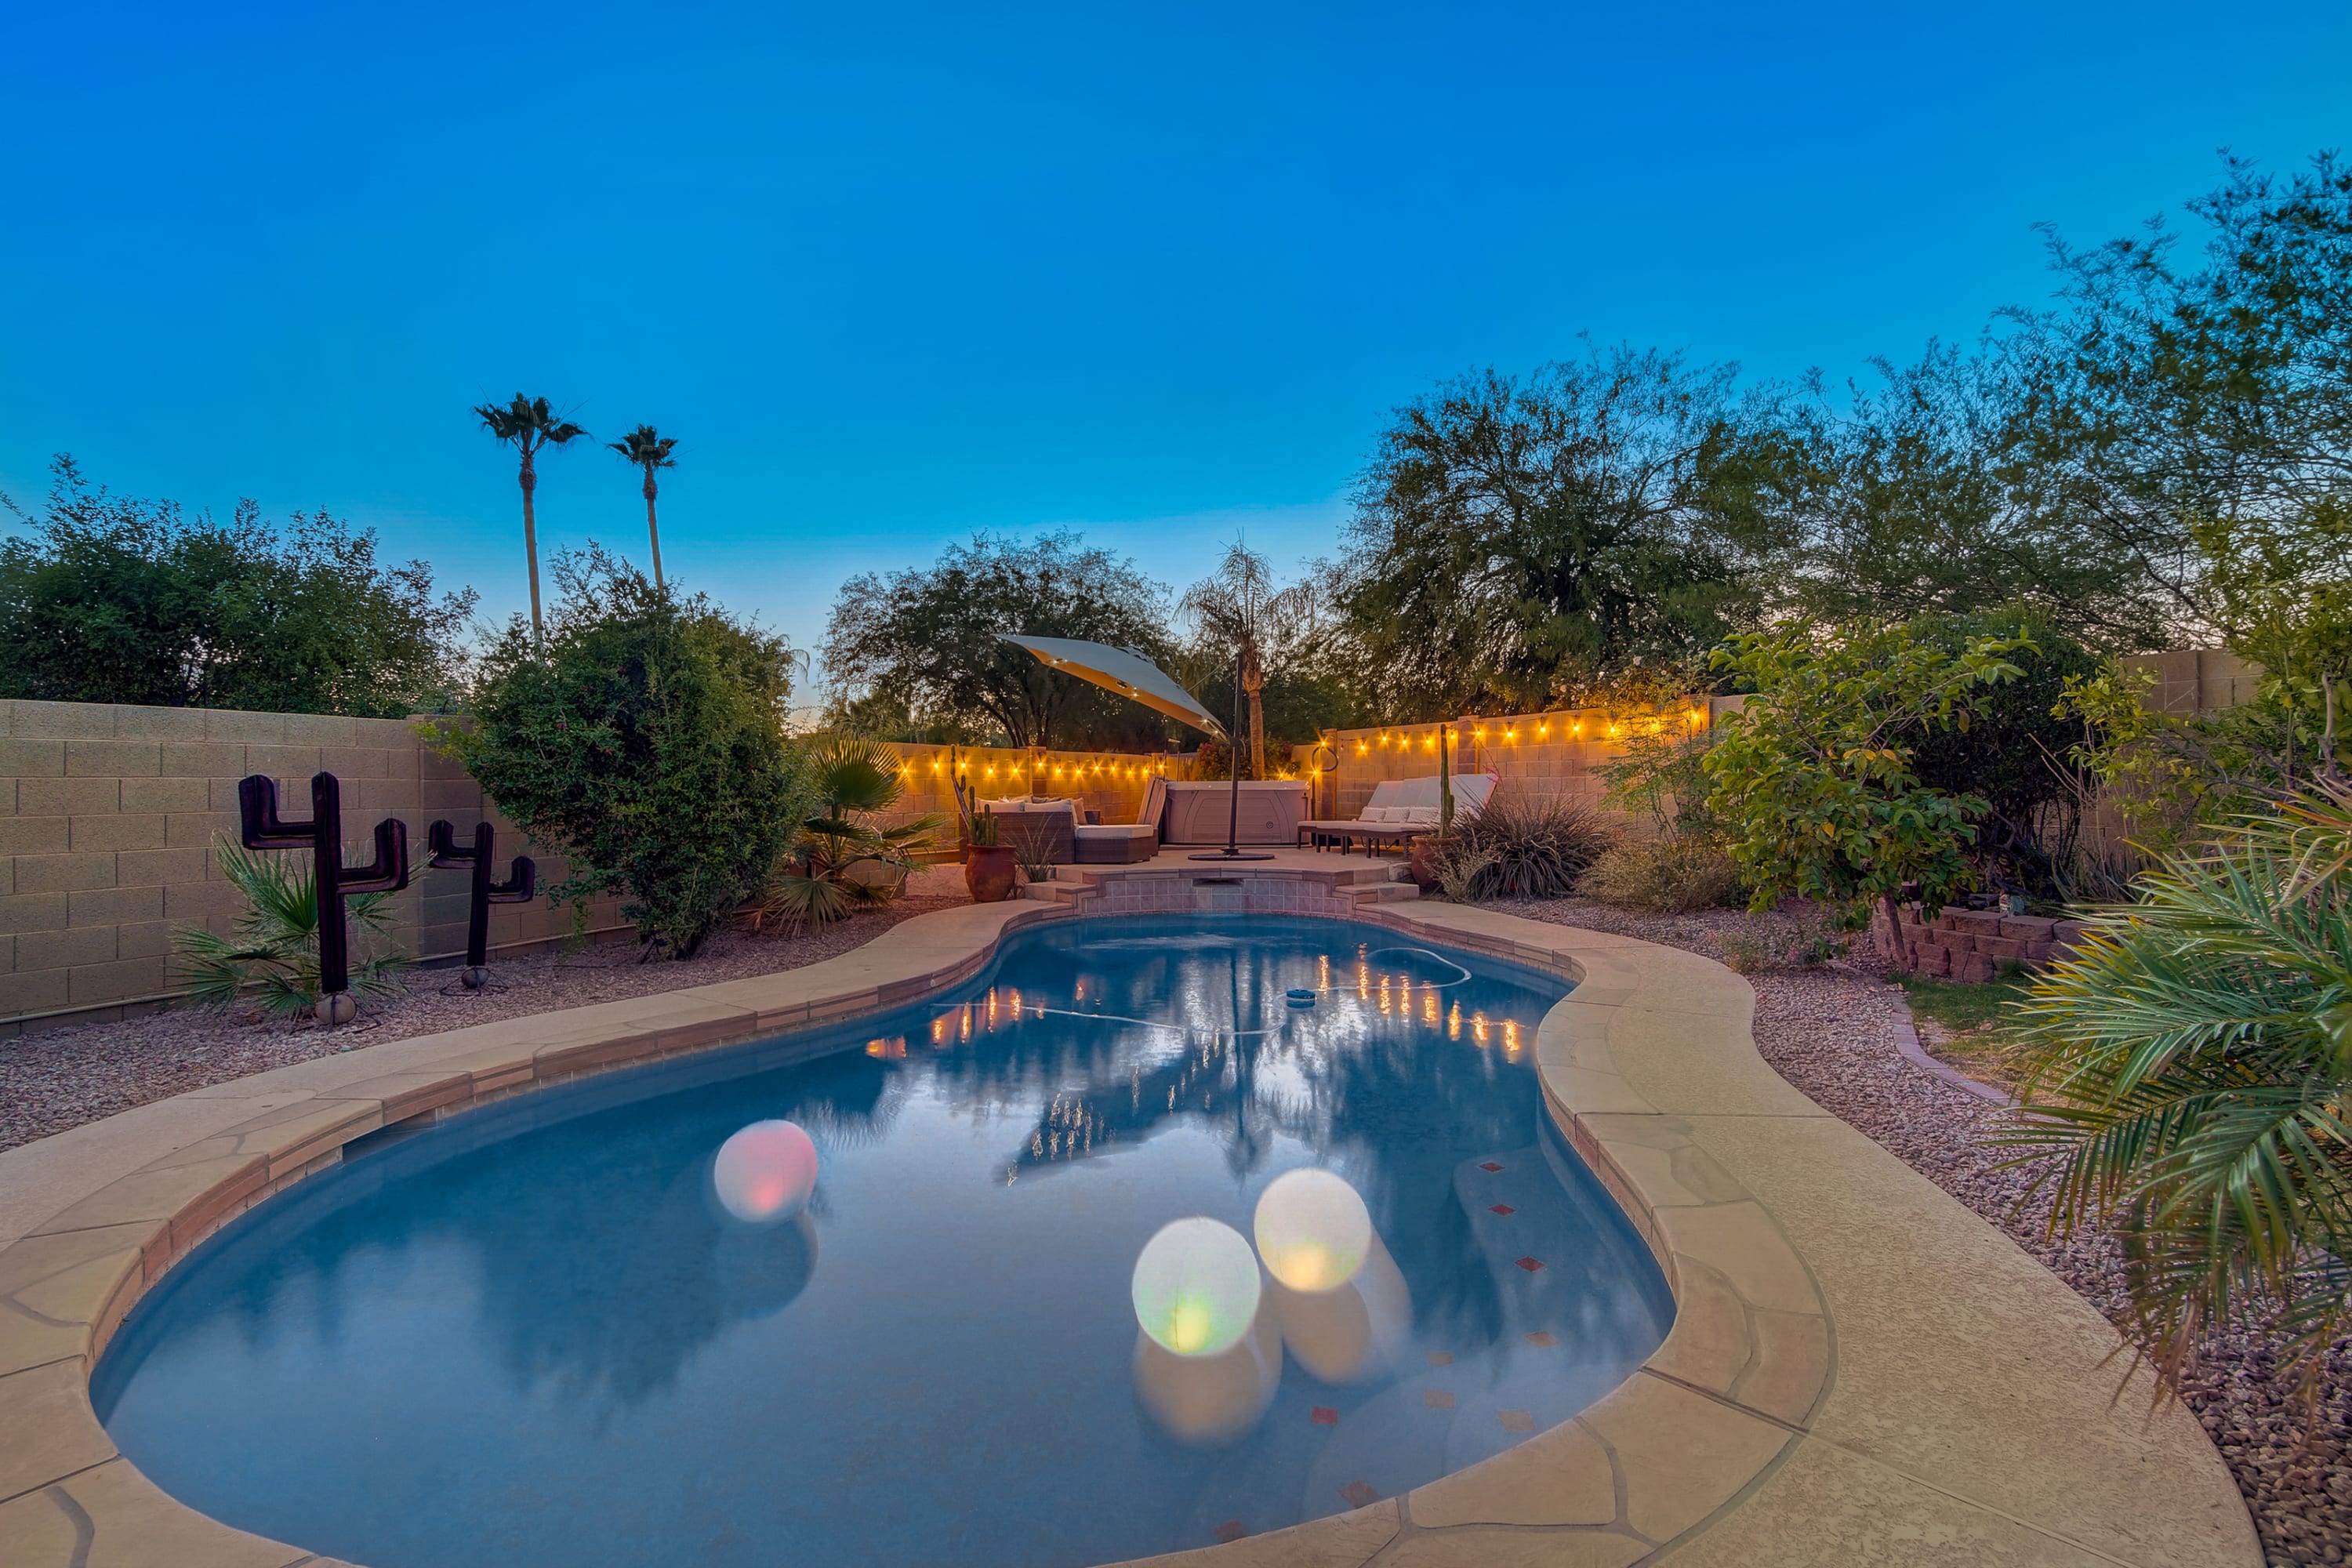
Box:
(94, 916), (1674, 1568)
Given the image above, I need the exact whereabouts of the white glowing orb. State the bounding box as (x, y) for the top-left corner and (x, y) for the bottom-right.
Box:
(1131, 1218), (1262, 1357)
(712, 1120), (818, 1224)
(1253, 1167), (1372, 1293)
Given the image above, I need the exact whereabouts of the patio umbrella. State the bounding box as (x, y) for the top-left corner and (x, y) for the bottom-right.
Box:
(999, 635), (1226, 739)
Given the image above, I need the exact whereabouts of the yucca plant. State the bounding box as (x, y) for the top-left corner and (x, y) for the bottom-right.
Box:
(2004, 782), (2352, 1394)
(172, 840), (411, 1018)
(1450, 793), (1617, 899)
(749, 737), (945, 932)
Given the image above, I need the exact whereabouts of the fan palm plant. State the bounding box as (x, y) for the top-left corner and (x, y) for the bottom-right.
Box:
(172, 840), (411, 1018)
(1178, 543), (1318, 779)
(608, 423), (678, 590)
(474, 394), (589, 652)
(750, 737), (946, 932)
(2005, 782), (2352, 1394)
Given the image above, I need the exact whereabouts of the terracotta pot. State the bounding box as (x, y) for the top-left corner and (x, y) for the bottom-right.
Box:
(964, 844), (1018, 903)
(1407, 833), (1449, 892)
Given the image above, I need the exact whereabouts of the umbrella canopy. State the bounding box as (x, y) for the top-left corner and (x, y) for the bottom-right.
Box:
(1000, 635), (1226, 739)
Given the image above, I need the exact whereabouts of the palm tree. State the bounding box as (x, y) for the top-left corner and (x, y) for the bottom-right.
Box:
(608, 423), (678, 590)
(748, 736), (945, 931)
(474, 394), (588, 652)
(172, 840), (410, 1018)
(1178, 542), (1318, 778)
(2005, 782), (2352, 1395)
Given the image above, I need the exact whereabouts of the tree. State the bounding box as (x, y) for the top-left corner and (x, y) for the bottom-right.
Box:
(1178, 543), (1318, 777)
(1702, 623), (2028, 938)
(1328, 345), (1804, 718)
(822, 531), (1176, 749)
(1904, 607), (2106, 898)
(1784, 347), (2165, 644)
(2007, 785), (2352, 1397)
(0, 456), (475, 714)
(474, 394), (588, 652)
(440, 550), (806, 959)
(608, 424), (678, 590)
(1996, 152), (2352, 643)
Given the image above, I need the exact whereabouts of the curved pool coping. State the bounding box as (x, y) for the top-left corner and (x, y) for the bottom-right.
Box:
(0, 874), (2259, 1567)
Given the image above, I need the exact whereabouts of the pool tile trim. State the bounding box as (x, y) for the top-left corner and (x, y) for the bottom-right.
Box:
(0, 869), (2258, 1566)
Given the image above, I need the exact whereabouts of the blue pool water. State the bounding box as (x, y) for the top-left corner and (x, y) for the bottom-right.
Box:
(94, 916), (1673, 1568)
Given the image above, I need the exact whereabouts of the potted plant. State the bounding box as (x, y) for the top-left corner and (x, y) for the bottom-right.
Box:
(964, 808), (1017, 902)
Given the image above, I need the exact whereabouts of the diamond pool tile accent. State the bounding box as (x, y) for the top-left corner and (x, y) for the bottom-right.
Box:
(1478, 1161), (1504, 1172)
(1340, 1480), (1382, 1509)
(1490, 1203), (1516, 1215)
(1310, 1405), (1339, 1426)
(1524, 1330), (1558, 1348)
(1214, 1520), (1247, 1544)
(1423, 1390), (1455, 1410)
(1425, 1350), (1453, 1367)
(1497, 1409), (1536, 1432)
(1515, 1256), (1544, 1272)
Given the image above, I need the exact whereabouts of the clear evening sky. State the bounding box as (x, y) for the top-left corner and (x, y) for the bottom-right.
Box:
(4, 2), (2347, 691)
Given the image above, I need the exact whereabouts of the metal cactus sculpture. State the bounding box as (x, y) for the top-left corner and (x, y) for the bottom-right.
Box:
(427, 820), (536, 989)
(238, 771), (412, 1024)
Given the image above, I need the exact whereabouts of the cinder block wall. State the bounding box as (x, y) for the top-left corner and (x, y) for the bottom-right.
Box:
(0, 700), (621, 1036)
(1321, 699), (1743, 823)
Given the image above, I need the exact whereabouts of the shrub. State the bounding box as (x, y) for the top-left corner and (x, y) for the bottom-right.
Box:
(748, 736), (945, 932)
(440, 552), (807, 959)
(1446, 793), (1616, 900)
(1581, 837), (1743, 913)
(1703, 622), (2027, 934)
(2005, 785), (2352, 1394)
(172, 840), (410, 1018)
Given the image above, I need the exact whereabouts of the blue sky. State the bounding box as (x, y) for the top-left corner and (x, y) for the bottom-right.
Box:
(3, 2), (2347, 691)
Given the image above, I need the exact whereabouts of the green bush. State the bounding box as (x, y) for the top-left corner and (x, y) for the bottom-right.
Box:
(171, 840), (410, 1018)
(749, 736), (943, 931)
(2006, 785), (2352, 1393)
(1581, 837), (1743, 913)
(439, 553), (808, 959)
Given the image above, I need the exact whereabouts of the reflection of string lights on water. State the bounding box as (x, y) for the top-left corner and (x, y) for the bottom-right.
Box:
(1131, 1218), (1261, 1356)
(711, 1120), (818, 1224)
(1253, 1168), (1371, 1293)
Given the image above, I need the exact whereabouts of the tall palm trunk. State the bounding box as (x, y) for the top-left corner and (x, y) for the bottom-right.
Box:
(519, 450), (544, 652)
(1241, 645), (1266, 779)
(642, 470), (665, 590)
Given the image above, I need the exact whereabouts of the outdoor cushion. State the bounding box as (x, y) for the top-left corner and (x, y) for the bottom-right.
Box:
(1399, 806), (1439, 824)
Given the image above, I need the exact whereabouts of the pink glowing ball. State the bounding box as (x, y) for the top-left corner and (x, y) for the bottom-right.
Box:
(713, 1120), (819, 1223)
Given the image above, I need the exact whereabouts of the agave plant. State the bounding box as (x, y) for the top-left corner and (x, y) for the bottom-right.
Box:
(172, 840), (411, 1018)
(2004, 783), (2352, 1394)
(750, 737), (945, 932)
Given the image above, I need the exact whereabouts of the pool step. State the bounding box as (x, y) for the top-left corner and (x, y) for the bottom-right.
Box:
(1007, 860), (1422, 913)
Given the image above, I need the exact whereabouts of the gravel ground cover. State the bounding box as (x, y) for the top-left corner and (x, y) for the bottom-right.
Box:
(1497, 895), (2352, 1568)
(0, 886), (969, 1154)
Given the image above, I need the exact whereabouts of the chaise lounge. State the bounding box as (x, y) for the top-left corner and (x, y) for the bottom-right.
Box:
(1298, 772), (1497, 854)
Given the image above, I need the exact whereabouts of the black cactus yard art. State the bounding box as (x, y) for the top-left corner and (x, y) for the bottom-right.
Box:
(426, 819), (536, 989)
(237, 771), (412, 1023)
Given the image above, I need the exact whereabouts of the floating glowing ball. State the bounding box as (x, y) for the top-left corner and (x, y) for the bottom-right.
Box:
(1131, 1218), (1261, 1357)
(1253, 1168), (1372, 1293)
(712, 1120), (818, 1224)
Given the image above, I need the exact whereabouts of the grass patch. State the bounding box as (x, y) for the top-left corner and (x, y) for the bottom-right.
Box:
(1899, 971), (2038, 1092)
(1897, 971), (2032, 1033)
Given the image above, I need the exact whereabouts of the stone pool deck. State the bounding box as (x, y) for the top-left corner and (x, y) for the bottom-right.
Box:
(0, 855), (2258, 1566)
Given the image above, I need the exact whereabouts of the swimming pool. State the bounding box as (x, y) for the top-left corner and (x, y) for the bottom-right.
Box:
(93, 915), (1674, 1568)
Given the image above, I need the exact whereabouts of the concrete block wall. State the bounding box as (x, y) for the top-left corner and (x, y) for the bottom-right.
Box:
(1322, 699), (1742, 823)
(881, 743), (1164, 838)
(0, 700), (621, 1035)
(2121, 649), (2262, 714)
